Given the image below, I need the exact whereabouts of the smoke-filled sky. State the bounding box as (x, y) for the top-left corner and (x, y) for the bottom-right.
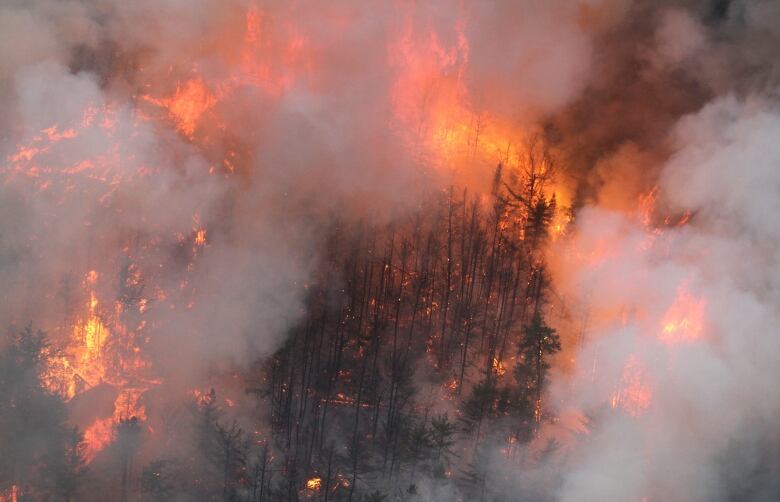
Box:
(2, 0), (780, 500)
(0, 0), (616, 396)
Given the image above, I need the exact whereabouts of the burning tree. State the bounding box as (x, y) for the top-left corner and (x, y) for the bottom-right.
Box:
(6, 1), (764, 500)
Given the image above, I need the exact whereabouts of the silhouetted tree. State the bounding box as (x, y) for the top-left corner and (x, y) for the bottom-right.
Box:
(0, 326), (86, 500)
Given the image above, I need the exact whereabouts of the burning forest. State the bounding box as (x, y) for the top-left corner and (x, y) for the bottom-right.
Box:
(2, 0), (780, 501)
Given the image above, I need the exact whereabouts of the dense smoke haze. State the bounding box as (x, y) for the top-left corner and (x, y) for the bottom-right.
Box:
(1, 0), (779, 501)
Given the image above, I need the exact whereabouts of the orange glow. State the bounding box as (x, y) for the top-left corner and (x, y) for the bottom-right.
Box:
(114, 388), (147, 422)
(444, 377), (458, 393)
(659, 285), (706, 345)
(41, 268), (156, 461)
(390, 15), (487, 171)
(144, 79), (215, 138)
(82, 389), (148, 461)
(386, 12), (576, 214)
(245, 4), (262, 44)
(492, 357), (507, 377)
(3, 103), (137, 198)
(306, 477), (322, 491)
(45, 278), (113, 401)
(137, 3), (312, 149)
(0, 485), (20, 502)
(611, 354), (652, 417)
(195, 229), (207, 246)
(552, 211), (572, 241)
(637, 187), (658, 228)
(83, 417), (115, 461)
(237, 2), (308, 96)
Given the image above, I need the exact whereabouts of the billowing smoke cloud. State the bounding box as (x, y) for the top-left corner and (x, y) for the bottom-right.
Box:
(548, 95), (780, 502)
(0, 0), (615, 463)
(5, 0), (780, 500)
(540, 2), (780, 501)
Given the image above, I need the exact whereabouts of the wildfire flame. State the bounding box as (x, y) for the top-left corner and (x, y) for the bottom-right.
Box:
(659, 285), (706, 346)
(143, 79), (216, 139)
(195, 229), (207, 246)
(492, 357), (507, 377)
(0, 1), (690, 491)
(39, 265), (156, 459)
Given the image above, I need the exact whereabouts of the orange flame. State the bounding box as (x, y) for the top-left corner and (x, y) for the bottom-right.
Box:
(144, 79), (215, 138)
(82, 389), (147, 461)
(659, 285), (706, 346)
(492, 357), (507, 377)
(83, 417), (115, 461)
(0, 485), (20, 502)
(41, 268), (156, 461)
(195, 229), (207, 246)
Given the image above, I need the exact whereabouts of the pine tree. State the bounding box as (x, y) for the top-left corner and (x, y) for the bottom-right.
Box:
(404, 419), (432, 485)
(429, 413), (457, 479)
(193, 389), (249, 500)
(140, 459), (179, 501)
(518, 311), (561, 424)
(114, 417), (142, 502)
(0, 326), (87, 500)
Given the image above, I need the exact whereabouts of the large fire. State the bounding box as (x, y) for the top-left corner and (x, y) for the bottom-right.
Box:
(0, 2), (295, 468)
(6, 0), (578, 473)
(39, 267), (154, 460)
(4, 1), (767, 501)
(552, 182), (710, 426)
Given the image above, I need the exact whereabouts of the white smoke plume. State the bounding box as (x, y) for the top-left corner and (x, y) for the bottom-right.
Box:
(541, 2), (780, 500)
(3, 0), (780, 500)
(0, 0), (616, 393)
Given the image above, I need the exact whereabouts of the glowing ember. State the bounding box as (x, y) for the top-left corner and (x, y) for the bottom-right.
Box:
(492, 357), (507, 377)
(444, 377), (458, 393)
(0, 485), (20, 502)
(195, 229), (207, 246)
(305, 477), (321, 491)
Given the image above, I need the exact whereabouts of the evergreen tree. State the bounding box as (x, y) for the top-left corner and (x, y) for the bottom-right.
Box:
(193, 389), (249, 500)
(428, 413), (457, 478)
(404, 419), (432, 484)
(518, 311), (561, 424)
(140, 459), (179, 501)
(0, 326), (86, 500)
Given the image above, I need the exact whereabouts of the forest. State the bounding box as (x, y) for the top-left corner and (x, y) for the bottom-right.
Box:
(0, 148), (568, 501)
(3, 0), (780, 501)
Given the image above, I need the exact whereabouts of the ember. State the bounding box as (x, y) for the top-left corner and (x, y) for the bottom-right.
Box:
(1, 1), (778, 501)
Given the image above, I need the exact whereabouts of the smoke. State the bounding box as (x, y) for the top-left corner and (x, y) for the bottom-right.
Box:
(546, 95), (780, 501)
(541, 2), (780, 501)
(4, 0), (780, 499)
(0, 0), (616, 392)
